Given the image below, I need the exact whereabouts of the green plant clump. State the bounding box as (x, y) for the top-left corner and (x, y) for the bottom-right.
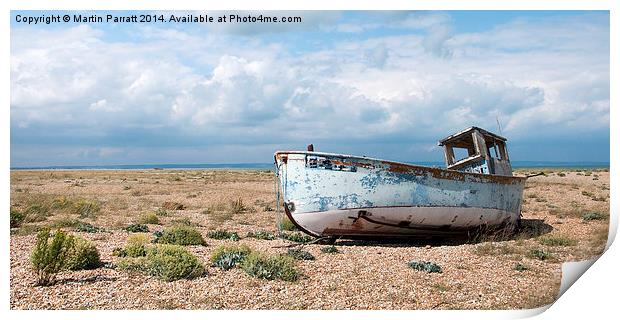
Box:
(170, 217), (196, 226)
(529, 249), (551, 260)
(154, 226), (206, 246)
(320, 245), (339, 254)
(74, 222), (105, 233)
(155, 208), (169, 216)
(246, 230), (276, 240)
(24, 203), (50, 222)
(513, 263), (528, 272)
(124, 223), (150, 233)
(278, 216), (298, 231)
(280, 232), (314, 243)
(539, 235), (577, 247)
(229, 198), (248, 214)
(408, 260), (442, 273)
(66, 236), (101, 270)
(30, 228), (75, 286)
(10, 208), (25, 228)
(72, 199), (101, 218)
(241, 252), (299, 282)
(287, 248), (315, 261)
(210, 245), (252, 270)
(117, 244), (204, 282)
(207, 230), (240, 241)
(123, 234), (151, 257)
(138, 212), (160, 225)
(582, 212), (607, 221)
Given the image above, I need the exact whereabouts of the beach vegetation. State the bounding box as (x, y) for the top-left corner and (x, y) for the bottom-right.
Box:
(320, 245), (339, 254)
(124, 223), (149, 233)
(207, 229), (240, 241)
(10, 208), (26, 228)
(538, 235), (577, 246)
(154, 226), (206, 246)
(66, 236), (101, 270)
(117, 244), (204, 281)
(138, 212), (160, 225)
(246, 230), (276, 240)
(241, 252), (299, 282)
(287, 248), (315, 260)
(210, 245), (252, 270)
(30, 228), (75, 286)
(72, 199), (101, 218)
(582, 212), (607, 221)
(408, 260), (442, 273)
(280, 232), (314, 243)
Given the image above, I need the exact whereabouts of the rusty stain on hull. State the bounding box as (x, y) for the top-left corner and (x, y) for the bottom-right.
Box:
(274, 127), (526, 238)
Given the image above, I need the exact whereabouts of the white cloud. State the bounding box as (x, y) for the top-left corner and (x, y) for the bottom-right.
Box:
(10, 12), (609, 165)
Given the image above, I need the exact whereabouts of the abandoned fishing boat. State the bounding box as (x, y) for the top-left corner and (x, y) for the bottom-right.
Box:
(274, 126), (526, 238)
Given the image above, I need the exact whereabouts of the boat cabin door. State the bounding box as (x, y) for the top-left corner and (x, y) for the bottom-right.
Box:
(437, 127), (513, 176)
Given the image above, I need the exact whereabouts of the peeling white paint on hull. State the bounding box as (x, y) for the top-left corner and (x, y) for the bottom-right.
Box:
(275, 151), (526, 238)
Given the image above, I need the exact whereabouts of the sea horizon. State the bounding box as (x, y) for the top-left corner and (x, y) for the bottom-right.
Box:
(10, 160), (610, 171)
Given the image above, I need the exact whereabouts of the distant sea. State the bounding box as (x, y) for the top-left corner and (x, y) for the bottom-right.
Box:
(10, 161), (609, 171)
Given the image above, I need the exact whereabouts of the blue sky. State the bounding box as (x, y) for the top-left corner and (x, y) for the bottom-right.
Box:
(10, 10), (609, 166)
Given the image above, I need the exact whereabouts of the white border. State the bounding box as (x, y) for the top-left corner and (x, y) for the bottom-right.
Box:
(3, 1), (616, 320)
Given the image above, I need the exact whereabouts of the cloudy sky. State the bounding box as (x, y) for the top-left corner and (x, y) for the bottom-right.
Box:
(10, 10), (609, 167)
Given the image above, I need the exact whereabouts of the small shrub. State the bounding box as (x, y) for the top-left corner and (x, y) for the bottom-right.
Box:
(74, 222), (105, 233)
(170, 217), (197, 226)
(529, 249), (550, 260)
(10, 208), (25, 228)
(30, 228), (75, 286)
(66, 237), (101, 270)
(155, 208), (169, 216)
(514, 263), (528, 272)
(155, 226), (206, 246)
(49, 217), (80, 228)
(162, 201), (185, 210)
(112, 247), (128, 257)
(280, 232), (314, 243)
(124, 234), (151, 257)
(246, 230), (276, 240)
(116, 255), (145, 270)
(278, 216), (297, 231)
(72, 199), (101, 218)
(287, 248), (315, 261)
(229, 198), (248, 214)
(241, 252), (299, 282)
(581, 190), (594, 197)
(207, 230), (240, 241)
(124, 223), (149, 233)
(557, 172), (566, 177)
(24, 203), (50, 222)
(583, 212), (607, 221)
(538, 235), (577, 247)
(408, 260), (442, 273)
(51, 196), (73, 210)
(145, 245), (205, 281)
(210, 245), (252, 270)
(117, 245), (204, 281)
(320, 245), (339, 254)
(138, 212), (160, 225)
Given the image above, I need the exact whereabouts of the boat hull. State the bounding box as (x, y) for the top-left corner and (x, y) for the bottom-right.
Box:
(275, 151), (526, 237)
